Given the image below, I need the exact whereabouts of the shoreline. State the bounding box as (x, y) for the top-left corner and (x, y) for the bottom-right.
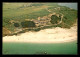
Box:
(3, 38), (77, 43)
(3, 24), (77, 43)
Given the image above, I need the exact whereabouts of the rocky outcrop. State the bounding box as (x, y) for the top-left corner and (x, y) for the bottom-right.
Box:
(3, 27), (12, 36)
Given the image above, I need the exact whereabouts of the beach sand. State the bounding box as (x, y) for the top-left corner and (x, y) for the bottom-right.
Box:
(3, 24), (77, 43)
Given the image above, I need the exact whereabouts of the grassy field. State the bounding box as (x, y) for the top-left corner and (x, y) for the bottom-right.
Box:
(3, 3), (77, 36)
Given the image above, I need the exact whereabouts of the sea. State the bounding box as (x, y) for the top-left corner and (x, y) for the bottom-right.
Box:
(58, 3), (77, 10)
(3, 41), (77, 55)
(2, 3), (78, 55)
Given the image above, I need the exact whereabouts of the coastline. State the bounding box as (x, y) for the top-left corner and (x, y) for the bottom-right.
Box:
(3, 24), (77, 43)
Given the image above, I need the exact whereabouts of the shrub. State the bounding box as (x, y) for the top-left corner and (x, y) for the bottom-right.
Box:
(50, 15), (61, 24)
(34, 28), (41, 31)
(21, 21), (36, 28)
(14, 23), (20, 27)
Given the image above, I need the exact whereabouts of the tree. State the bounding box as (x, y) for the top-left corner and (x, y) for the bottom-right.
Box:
(14, 23), (20, 27)
(50, 15), (61, 24)
(21, 21), (36, 28)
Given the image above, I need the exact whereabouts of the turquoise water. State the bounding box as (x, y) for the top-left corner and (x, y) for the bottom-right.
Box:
(58, 3), (77, 10)
(2, 41), (77, 55)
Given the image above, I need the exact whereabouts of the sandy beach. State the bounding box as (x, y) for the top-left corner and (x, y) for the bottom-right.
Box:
(3, 23), (77, 43)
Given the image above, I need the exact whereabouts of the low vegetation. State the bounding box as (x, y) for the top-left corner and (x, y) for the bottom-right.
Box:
(3, 3), (77, 36)
(21, 21), (36, 28)
(50, 15), (61, 24)
(14, 23), (20, 27)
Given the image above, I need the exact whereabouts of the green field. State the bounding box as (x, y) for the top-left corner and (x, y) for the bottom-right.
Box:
(3, 3), (77, 36)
